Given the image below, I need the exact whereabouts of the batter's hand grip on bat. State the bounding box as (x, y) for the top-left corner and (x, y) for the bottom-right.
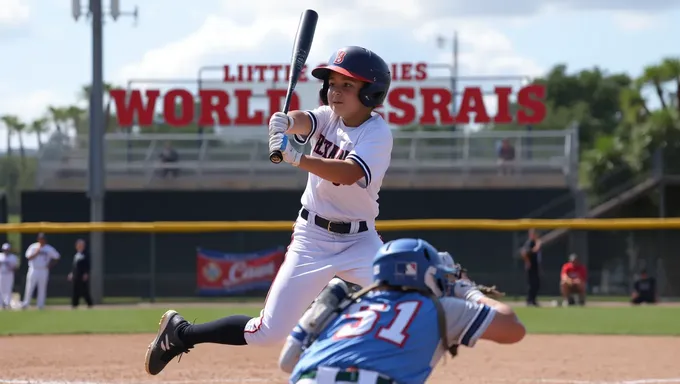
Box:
(269, 108), (289, 164)
(269, 9), (318, 165)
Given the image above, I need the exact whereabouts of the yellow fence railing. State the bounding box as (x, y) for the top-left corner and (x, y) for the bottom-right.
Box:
(1, 217), (680, 233)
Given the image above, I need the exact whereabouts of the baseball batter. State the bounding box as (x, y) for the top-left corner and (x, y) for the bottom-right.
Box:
(278, 238), (527, 384)
(22, 233), (60, 310)
(144, 46), (394, 376)
(0, 242), (19, 309)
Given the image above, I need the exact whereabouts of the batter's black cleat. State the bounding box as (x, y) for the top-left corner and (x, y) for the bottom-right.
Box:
(145, 309), (192, 375)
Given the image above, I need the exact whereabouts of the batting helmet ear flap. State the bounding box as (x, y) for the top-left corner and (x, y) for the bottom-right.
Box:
(319, 79), (329, 105)
(358, 81), (388, 108)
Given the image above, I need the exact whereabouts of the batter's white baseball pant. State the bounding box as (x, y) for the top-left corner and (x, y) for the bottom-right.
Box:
(243, 215), (382, 346)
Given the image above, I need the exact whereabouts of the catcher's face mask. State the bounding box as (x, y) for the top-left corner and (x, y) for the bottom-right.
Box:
(437, 251), (460, 296)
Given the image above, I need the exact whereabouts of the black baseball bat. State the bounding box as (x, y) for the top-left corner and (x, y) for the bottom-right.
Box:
(269, 9), (319, 164)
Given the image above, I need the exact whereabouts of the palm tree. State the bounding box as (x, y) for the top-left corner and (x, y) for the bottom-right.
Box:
(12, 119), (26, 165)
(0, 115), (18, 157)
(66, 105), (87, 138)
(29, 117), (49, 149)
(81, 83), (120, 133)
(619, 57), (680, 174)
(660, 58), (680, 113)
(48, 106), (69, 134)
(640, 64), (668, 110)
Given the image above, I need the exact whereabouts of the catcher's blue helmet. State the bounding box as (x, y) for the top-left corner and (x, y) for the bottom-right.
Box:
(372, 238), (457, 297)
(311, 46), (391, 108)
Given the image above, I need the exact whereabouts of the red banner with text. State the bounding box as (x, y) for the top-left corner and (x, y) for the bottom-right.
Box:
(196, 247), (285, 296)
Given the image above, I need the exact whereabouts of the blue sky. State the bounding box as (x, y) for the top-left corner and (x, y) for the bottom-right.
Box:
(1, 0), (680, 148)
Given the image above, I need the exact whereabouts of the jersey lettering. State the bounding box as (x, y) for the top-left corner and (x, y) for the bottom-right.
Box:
(313, 133), (349, 160)
(376, 301), (421, 346)
(332, 301), (421, 347)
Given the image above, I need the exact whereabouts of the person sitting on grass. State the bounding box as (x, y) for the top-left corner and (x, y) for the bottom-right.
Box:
(631, 269), (657, 305)
(560, 253), (587, 306)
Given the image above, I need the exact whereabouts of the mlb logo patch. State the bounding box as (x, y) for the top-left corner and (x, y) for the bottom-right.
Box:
(396, 262), (418, 276)
(405, 262), (417, 276)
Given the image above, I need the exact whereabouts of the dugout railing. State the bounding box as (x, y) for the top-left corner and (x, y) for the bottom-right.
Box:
(33, 128), (578, 190)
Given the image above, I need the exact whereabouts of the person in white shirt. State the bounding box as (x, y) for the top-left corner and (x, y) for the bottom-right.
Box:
(22, 233), (60, 310)
(0, 242), (19, 309)
(143, 46), (395, 376)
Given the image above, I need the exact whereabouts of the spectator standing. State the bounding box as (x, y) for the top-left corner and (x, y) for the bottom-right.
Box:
(521, 228), (542, 307)
(497, 138), (516, 175)
(67, 239), (93, 309)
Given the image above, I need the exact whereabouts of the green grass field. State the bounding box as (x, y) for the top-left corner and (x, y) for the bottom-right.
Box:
(0, 304), (678, 337)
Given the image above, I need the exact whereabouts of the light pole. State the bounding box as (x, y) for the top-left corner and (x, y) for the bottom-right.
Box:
(71, 0), (138, 305)
(437, 31), (458, 130)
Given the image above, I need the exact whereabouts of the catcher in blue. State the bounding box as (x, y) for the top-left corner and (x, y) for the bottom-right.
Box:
(278, 238), (526, 384)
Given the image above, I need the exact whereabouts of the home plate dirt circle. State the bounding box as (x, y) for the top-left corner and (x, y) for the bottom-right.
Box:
(2, 333), (679, 384)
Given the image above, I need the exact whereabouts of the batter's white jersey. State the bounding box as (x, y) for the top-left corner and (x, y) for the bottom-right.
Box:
(25, 242), (60, 269)
(294, 106), (393, 224)
(243, 107), (392, 347)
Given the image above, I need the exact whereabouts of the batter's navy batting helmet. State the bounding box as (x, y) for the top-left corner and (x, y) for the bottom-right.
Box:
(372, 238), (457, 298)
(311, 46), (391, 108)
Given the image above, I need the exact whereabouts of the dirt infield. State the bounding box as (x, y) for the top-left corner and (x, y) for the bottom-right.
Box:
(2, 333), (679, 384)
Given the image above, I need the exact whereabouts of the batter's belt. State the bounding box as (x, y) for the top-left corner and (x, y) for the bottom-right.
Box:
(301, 209), (368, 234)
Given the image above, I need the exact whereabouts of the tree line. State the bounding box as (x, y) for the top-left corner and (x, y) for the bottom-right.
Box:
(483, 57), (680, 212)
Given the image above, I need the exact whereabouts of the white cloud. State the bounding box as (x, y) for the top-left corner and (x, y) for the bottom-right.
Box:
(0, 0), (30, 26)
(116, 0), (430, 81)
(411, 21), (544, 130)
(118, 2), (544, 83)
(415, 21), (544, 78)
(612, 11), (660, 31)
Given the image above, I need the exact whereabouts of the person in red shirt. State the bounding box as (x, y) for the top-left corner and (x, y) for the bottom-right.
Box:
(560, 253), (587, 306)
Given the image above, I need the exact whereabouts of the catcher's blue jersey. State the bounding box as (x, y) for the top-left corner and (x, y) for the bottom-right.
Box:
(290, 290), (495, 384)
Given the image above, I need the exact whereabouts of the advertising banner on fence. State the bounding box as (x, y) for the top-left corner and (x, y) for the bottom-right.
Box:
(196, 246), (285, 296)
